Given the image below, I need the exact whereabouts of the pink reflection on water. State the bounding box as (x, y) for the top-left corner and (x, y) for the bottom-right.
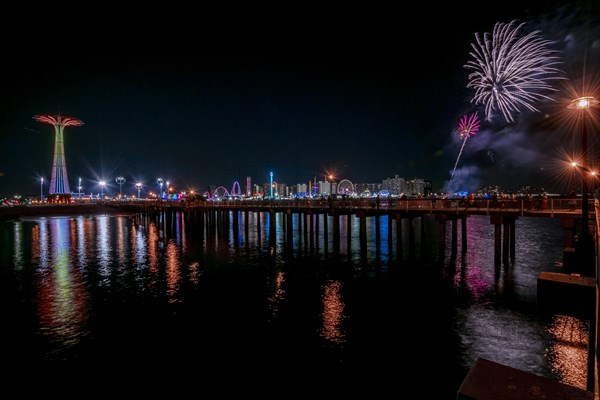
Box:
(546, 315), (588, 389)
(320, 280), (346, 344)
(453, 264), (493, 302)
(36, 218), (89, 355)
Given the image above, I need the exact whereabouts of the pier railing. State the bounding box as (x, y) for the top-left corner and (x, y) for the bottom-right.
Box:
(133, 197), (594, 217)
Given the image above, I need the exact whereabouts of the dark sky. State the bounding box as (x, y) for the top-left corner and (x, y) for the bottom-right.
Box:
(1, 1), (598, 196)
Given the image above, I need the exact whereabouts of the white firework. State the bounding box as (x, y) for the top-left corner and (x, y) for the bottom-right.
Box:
(465, 20), (563, 123)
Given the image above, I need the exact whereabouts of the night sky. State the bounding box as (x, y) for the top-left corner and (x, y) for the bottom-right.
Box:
(1, 1), (599, 197)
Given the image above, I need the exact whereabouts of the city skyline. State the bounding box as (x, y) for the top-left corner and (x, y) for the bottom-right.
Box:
(0, 1), (598, 196)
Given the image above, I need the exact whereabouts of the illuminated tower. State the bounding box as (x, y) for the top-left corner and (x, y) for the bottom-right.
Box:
(33, 114), (84, 194)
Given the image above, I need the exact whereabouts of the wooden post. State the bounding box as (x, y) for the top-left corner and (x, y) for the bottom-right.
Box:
(461, 216), (467, 254)
(256, 211), (262, 245)
(333, 212), (340, 254)
(510, 218), (516, 262)
(491, 215), (502, 268)
(375, 215), (381, 256)
(244, 210), (249, 244)
(503, 220), (510, 266)
(451, 218), (458, 259)
(387, 215), (393, 258)
(323, 212), (329, 254)
(347, 214), (352, 252)
(437, 218), (446, 259)
(359, 213), (367, 256)
(396, 216), (403, 261)
(286, 209), (293, 243)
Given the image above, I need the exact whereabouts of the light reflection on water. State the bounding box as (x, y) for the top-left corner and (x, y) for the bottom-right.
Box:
(36, 217), (89, 359)
(320, 280), (346, 345)
(546, 315), (589, 389)
(0, 212), (590, 392)
(447, 215), (588, 388)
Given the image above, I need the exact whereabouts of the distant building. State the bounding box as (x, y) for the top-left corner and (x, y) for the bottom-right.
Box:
(245, 176), (252, 197)
(296, 183), (307, 196)
(382, 174), (406, 195)
(354, 183), (382, 196)
(405, 178), (425, 196)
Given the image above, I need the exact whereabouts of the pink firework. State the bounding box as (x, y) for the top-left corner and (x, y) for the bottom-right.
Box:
(451, 112), (480, 181)
(457, 112), (480, 138)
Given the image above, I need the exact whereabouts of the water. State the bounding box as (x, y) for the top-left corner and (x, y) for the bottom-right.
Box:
(0, 211), (589, 395)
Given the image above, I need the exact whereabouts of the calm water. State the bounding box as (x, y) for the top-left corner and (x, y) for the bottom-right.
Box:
(0, 211), (588, 394)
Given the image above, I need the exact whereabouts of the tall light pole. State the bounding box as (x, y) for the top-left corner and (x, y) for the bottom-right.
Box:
(270, 171), (273, 198)
(78, 177), (82, 199)
(568, 96), (598, 277)
(157, 178), (164, 199)
(99, 180), (106, 198)
(40, 177), (44, 200)
(116, 176), (126, 197)
(135, 182), (142, 199)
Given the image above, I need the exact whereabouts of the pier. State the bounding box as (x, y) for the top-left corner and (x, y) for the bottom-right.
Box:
(114, 196), (595, 272)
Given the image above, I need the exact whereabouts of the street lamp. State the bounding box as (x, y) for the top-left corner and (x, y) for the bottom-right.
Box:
(157, 178), (164, 199)
(40, 177), (44, 200)
(135, 182), (142, 199)
(116, 176), (126, 197)
(568, 95), (598, 276)
(99, 180), (106, 198)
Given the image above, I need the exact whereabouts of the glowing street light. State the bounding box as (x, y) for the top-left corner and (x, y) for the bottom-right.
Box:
(40, 177), (44, 200)
(99, 180), (106, 197)
(135, 182), (142, 199)
(568, 95), (598, 276)
(157, 178), (164, 199)
(116, 176), (126, 196)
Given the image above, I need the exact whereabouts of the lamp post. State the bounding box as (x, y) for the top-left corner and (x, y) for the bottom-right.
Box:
(157, 178), (164, 199)
(568, 96), (598, 277)
(116, 176), (126, 197)
(99, 180), (106, 198)
(135, 182), (142, 199)
(40, 177), (44, 200)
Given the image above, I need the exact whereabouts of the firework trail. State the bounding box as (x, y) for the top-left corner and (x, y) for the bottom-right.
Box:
(465, 20), (563, 123)
(451, 113), (480, 180)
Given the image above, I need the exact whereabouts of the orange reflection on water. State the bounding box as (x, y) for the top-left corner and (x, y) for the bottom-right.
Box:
(267, 270), (286, 318)
(165, 240), (181, 303)
(320, 280), (346, 344)
(546, 315), (588, 389)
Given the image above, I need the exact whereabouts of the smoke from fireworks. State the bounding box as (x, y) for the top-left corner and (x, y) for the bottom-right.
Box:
(451, 113), (480, 181)
(465, 20), (563, 124)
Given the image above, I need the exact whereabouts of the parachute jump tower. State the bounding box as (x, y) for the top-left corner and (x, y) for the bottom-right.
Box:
(33, 114), (84, 194)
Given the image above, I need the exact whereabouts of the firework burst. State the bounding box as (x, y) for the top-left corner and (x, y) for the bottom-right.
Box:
(465, 20), (564, 124)
(451, 113), (480, 181)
